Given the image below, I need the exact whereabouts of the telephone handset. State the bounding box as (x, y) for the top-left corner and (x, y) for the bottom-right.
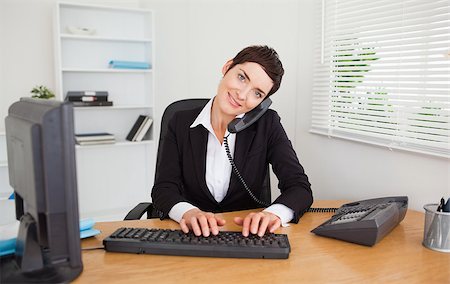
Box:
(227, 98), (272, 134)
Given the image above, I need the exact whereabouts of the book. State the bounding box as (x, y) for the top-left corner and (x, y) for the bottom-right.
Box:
(109, 60), (151, 69)
(126, 115), (148, 141)
(131, 116), (150, 141)
(66, 91), (109, 102)
(71, 101), (113, 107)
(134, 117), (153, 142)
(75, 132), (115, 142)
(76, 139), (115, 146)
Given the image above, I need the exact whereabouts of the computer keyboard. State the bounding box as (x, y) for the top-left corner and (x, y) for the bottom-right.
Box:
(103, 227), (290, 259)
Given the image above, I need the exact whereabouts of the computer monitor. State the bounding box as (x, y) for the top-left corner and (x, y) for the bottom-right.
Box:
(0, 98), (83, 282)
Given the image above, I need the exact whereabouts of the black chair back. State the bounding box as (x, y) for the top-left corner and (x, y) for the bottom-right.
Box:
(155, 99), (210, 180)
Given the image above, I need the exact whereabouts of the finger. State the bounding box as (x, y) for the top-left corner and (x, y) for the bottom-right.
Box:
(180, 219), (190, 234)
(269, 218), (281, 233)
(250, 213), (263, 235)
(207, 215), (219, 235)
(190, 216), (202, 236)
(197, 214), (210, 237)
(233, 217), (243, 226)
(216, 217), (226, 226)
(258, 215), (271, 237)
(242, 214), (253, 237)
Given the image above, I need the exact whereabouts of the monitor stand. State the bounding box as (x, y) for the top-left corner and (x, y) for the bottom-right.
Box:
(0, 214), (83, 283)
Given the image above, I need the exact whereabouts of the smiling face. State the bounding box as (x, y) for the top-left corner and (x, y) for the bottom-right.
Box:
(214, 61), (274, 120)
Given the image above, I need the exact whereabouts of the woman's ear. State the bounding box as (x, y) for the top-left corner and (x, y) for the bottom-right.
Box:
(222, 60), (233, 76)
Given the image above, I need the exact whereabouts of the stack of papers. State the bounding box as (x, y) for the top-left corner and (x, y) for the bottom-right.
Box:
(0, 237), (16, 257)
(75, 132), (115, 145)
(79, 218), (101, 239)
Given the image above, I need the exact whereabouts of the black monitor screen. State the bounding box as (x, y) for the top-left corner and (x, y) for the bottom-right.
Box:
(1, 98), (82, 282)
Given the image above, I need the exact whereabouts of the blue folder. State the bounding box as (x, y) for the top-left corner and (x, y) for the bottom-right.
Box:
(0, 238), (15, 256)
(109, 60), (151, 69)
(0, 218), (100, 256)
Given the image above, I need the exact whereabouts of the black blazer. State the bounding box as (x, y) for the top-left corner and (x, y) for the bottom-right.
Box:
(151, 107), (313, 223)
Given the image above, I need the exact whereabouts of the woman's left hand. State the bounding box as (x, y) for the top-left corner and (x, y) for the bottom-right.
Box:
(233, 211), (281, 237)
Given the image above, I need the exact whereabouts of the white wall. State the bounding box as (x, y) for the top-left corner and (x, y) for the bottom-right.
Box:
(0, 0), (56, 127)
(140, 0), (301, 142)
(0, 0), (447, 212)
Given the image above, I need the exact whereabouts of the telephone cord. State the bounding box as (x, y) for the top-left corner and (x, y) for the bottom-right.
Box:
(223, 135), (270, 207)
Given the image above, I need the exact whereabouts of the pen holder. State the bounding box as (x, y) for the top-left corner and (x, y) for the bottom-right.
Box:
(423, 204), (450, 253)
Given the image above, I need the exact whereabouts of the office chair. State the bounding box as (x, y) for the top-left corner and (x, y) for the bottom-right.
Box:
(124, 98), (271, 220)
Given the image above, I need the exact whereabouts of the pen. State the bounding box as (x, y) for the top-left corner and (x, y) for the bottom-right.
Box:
(437, 198), (444, 212)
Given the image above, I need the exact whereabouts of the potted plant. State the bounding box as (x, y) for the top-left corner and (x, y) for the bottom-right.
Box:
(31, 85), (55, 99)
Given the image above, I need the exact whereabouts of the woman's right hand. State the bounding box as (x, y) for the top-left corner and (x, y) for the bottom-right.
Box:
(180, 208), (226, 237)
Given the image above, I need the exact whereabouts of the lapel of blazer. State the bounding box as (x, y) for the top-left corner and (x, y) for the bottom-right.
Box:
(189, 125), (217, 204)
(225, 128), (257, 200)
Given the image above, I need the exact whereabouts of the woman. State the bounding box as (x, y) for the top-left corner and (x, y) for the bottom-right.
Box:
(152, 45), (313, 237)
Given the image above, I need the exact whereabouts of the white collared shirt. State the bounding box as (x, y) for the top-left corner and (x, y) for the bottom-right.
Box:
(191, 98), (236, 203)
(168, 98), (294, 225)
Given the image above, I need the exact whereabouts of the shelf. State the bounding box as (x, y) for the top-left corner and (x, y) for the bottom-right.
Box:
(73, 105), (152, 111)
(59, 2), (152, 14)
(0, 161), (7, 167)
(75, 140), (153, 149)
(115, 140), (154, 147)
(62, 68), (152, 73)
(61, 34), (152, 43)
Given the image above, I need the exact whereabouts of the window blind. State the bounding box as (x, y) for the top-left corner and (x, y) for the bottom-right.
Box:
(311, 0), (450, 158)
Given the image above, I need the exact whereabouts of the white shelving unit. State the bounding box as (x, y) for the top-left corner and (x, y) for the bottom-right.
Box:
(0, 132), (15, 226)
(0, 132), (13, 198)
(54, 2), (155, 221)
(0, 144), (7, 169)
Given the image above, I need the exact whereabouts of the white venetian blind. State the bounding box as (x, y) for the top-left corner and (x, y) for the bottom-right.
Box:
(311, 0), (450, 158)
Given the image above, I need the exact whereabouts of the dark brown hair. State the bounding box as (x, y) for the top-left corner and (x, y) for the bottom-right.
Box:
(226, 45), (284, 96)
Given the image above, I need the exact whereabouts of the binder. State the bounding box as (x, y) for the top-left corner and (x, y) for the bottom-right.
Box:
(66, 91), (109, 102)
(109, 60), (151, 69)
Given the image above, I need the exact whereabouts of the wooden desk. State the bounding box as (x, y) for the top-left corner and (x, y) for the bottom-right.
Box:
(76, 200), (449, 283)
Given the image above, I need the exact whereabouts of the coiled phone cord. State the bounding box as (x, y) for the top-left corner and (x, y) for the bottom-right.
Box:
(223, 134), (269, 207)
